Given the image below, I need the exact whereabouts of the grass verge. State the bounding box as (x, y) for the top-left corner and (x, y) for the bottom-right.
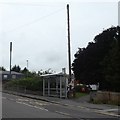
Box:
(75, 92), (88, 99)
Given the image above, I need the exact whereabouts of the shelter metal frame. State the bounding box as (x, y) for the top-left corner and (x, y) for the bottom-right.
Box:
(42, 73), (68, 98)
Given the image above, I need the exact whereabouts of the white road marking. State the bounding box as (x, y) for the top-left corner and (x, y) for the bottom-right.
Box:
(78, 106), (86, 109)
(8, 98), (14, 101)
(17, 98), (29, 102)
(2, 97), (6, 99)
(16, 101), (48, 111)
(102, 108), (119, 112)
(35, 101), (47, 106)
(55, 111), (70, 116)
(85, 108), (90, 111)
(33, 106), (48, 111)
(95, 109), (120, 117)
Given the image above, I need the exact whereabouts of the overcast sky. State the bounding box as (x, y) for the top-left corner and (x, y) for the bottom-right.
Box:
(0, 0), (118, 73)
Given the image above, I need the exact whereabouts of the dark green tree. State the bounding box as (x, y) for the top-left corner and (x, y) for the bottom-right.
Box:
(0, 66), (6, 71)
(11, 65), (21, 72)
(21, 67), (28, 74)
(101, 26), (120, 92)
(21, 67), (38, 77)
(72, 26), (120, 91)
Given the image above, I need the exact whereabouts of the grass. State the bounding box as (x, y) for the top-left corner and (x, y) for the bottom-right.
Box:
(75, 92), (88, 99)
(92, 99), (120, 106)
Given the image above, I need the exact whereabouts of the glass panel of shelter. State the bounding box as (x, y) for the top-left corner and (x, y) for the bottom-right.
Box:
(43, 75), (67, 98)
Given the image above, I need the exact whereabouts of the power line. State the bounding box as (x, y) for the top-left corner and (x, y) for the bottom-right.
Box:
(3, 7), (65, 34)
(0, 2), (64, 7)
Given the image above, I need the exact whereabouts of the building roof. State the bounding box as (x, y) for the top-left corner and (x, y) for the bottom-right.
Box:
(0, 71), (23, 75)
(41, 72), (68, 77)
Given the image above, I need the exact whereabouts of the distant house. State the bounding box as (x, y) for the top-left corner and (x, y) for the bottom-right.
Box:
(0, 71), (24, 81)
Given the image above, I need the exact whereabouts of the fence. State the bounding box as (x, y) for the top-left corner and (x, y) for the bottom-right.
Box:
(90, 91), (120, 105)
(2, 85), (43, 96)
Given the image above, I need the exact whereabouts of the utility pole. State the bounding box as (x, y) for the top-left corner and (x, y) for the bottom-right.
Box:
(26, 60), (28, 77)
(10, 42), (12, 78)
(67, 4), (72, 84)
(26, 60), (28, 69)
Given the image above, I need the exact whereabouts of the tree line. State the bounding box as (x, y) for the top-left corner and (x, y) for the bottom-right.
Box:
(0, 65), (54, 77)
(72, 26), (120, 92)
(1, 65), (55, 91)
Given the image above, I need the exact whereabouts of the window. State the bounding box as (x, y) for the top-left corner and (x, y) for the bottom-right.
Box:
(12, 75), (16, 79)
(3, 75), (8, 79)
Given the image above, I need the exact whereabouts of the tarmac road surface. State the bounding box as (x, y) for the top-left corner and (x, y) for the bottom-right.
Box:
(2, 93), (119, 119)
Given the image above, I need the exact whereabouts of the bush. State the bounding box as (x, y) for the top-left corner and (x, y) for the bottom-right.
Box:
(4, 76), (43, 91)
(75, 92), (88, 98)
(75, 85), (90, 93)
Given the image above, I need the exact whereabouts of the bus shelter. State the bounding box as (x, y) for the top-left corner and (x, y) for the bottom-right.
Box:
(41, 73), (68, 98)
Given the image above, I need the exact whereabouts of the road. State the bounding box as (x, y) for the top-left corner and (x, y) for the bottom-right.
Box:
(2, 93), (69, 118)
(2, 93), (118, 119)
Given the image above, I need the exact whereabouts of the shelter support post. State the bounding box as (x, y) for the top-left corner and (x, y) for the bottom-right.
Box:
(60, 76), (62, 98)
(48, 78), (50, 96)
(56, 78), (58, 97)
(43, 78), (45, 96)
(65, 77), (68, 98)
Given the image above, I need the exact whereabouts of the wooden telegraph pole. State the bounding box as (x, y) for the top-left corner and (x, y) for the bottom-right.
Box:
(67, 4), (72, 84)
(10, 42), (12, 77)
